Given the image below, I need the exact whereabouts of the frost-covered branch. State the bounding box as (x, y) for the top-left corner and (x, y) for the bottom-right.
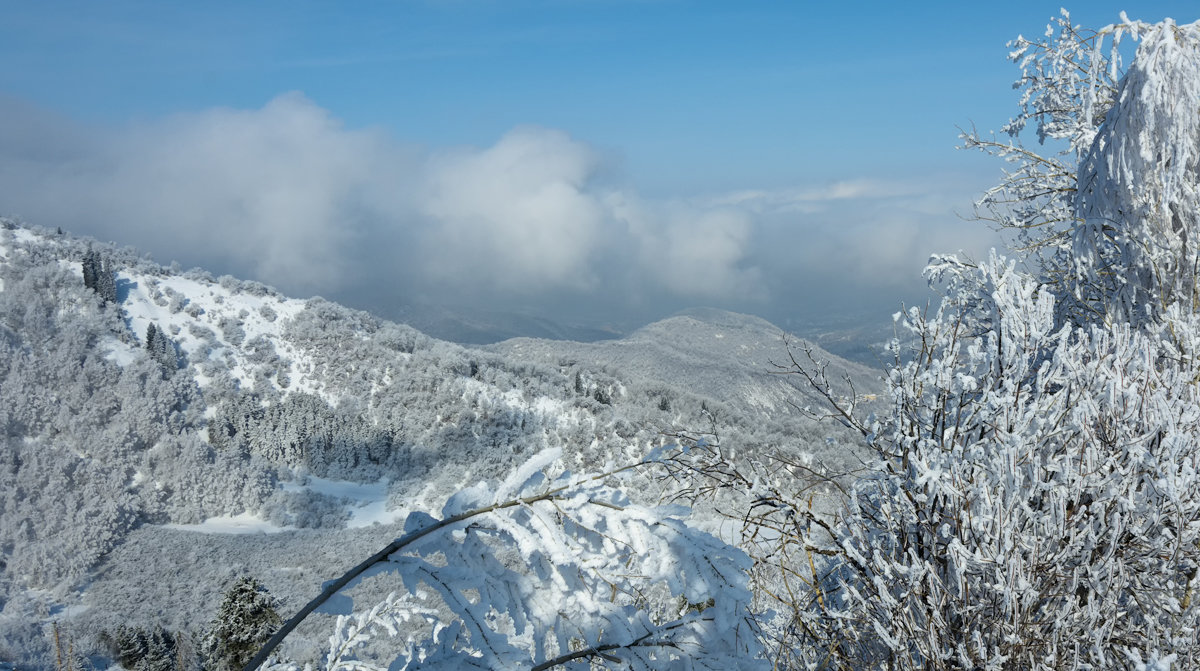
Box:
(250, 447), (764, 670)
(692, 11), (1200, 669)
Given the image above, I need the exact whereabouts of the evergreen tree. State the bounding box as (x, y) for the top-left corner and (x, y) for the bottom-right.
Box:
(100, 625), (177, 671)
(145, 322), (178, 373)
(98, 255), (118, 303)
(81, 247), (99, 293)
(202, 577), (282, 671)
(81, 247), (118, 303)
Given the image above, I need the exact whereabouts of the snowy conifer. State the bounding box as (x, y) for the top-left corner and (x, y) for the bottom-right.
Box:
(81, 247), (99, 294)
(81, 246), (118, 303)
(98, 255), (118, 303)
(145, 322), (159, 351)
(203, 577), (282, 671)
(145, 321), (178, 373)
(101, 625), (177, 671)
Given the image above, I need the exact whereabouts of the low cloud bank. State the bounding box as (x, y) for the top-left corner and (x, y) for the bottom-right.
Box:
(0, 93), (997, 329)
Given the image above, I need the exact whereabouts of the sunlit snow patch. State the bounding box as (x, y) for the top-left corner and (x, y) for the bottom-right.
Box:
(100, 335), (140, 366)
(284, 476), (405, 528)
(163, 512), (292, 535)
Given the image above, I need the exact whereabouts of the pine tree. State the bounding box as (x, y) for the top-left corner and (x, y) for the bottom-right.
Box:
(145, 323), (159, 351)
(81, 247), (117, 303)
(100, 625), (177, 671)
(81, 248), (99, 293)
(97, 256), (118, 303)
(202, 577), (282, 671)
(145, 322), (178, 374)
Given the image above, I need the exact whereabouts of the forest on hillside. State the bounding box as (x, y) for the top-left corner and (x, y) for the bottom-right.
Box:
(0, 215), (853, 668)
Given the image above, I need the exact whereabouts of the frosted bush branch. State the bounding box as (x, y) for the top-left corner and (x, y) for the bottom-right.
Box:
(691, 11), (1200, 670)
(720, 253), (1200, 670)
(251, 448), (764, 670)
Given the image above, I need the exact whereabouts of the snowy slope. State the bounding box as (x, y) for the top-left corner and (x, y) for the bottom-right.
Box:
(0, 221), (869, 669)
(489, 307), (881, 419)
(112, 271), (321, 394)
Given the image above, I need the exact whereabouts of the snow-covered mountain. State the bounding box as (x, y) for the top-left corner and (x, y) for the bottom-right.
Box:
(0, 220), (875, 668)
(490, 306), (880, 420)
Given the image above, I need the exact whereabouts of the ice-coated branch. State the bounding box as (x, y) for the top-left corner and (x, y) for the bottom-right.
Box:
(244, 487), (566, 669)
(248, 448), (764, 670)
(526, 615), (708, 671)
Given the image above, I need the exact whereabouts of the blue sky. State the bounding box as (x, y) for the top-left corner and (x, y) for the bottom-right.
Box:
(1, 1), (1197, 332)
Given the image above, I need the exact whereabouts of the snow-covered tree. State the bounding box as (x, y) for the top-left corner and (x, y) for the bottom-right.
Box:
(100, 625), (179, 671)
(204, 577), (282, 671)
(683, 11), (1200, 670)
(81, 246), (117, 304)
(963, 11), (1200, 328)
(1073, 18), (1200, 325)
(145, 322), (178, 373)
(760, 256), (1200, 669)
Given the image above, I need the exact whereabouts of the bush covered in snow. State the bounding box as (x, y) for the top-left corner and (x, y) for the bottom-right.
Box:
(696, 12), (1200, 671)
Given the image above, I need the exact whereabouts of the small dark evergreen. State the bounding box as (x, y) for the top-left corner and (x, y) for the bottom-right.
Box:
(145, 322), (178, 373)
(593, 387), (612, 405)
(98, 256), (118, 303)
(81, 247), (99, 293)
(99, 625), (178, 671)
(202, 577), (282, 671)
(82, 247), (118, 303)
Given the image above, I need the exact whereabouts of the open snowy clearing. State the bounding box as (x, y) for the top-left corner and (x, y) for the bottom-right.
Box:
(163, 512), (293, 535)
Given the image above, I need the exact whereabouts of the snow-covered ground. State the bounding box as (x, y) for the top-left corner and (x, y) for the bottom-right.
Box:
(162, 476), (406, 535)
(163, 512), (293, 535)
(284, 476), (407, 528)
(116, 272), (323, 394)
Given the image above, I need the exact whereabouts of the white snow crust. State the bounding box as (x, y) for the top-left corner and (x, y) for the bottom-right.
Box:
(163, 512), (292, 535)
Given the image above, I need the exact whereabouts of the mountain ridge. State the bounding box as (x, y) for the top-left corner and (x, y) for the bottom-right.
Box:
(490, 307), (880, 421)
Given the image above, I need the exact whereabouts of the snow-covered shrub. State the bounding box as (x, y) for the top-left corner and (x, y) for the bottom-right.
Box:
(252, 448), (763, 670)
(777, 256), (1200, 669)
(690, 12), (1200, 671)
(219, 315), (246, 346)
(165, 286), (189, 314)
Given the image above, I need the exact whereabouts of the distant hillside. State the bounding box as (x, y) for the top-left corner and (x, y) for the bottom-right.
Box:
(489, 306), (880, 421)
(0, 220), (869, 668)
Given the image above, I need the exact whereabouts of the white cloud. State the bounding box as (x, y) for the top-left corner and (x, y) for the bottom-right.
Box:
(0, 93), (996, 327)
(609, 193), (763, 300)
(2, 92), (408, 292)
(420, 127), (604, 292)
(708, 179), (927, 214)
(118, 93), (402, 289)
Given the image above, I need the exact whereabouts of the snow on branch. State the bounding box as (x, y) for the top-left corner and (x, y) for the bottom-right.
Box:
(249, 449), (764, 670)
